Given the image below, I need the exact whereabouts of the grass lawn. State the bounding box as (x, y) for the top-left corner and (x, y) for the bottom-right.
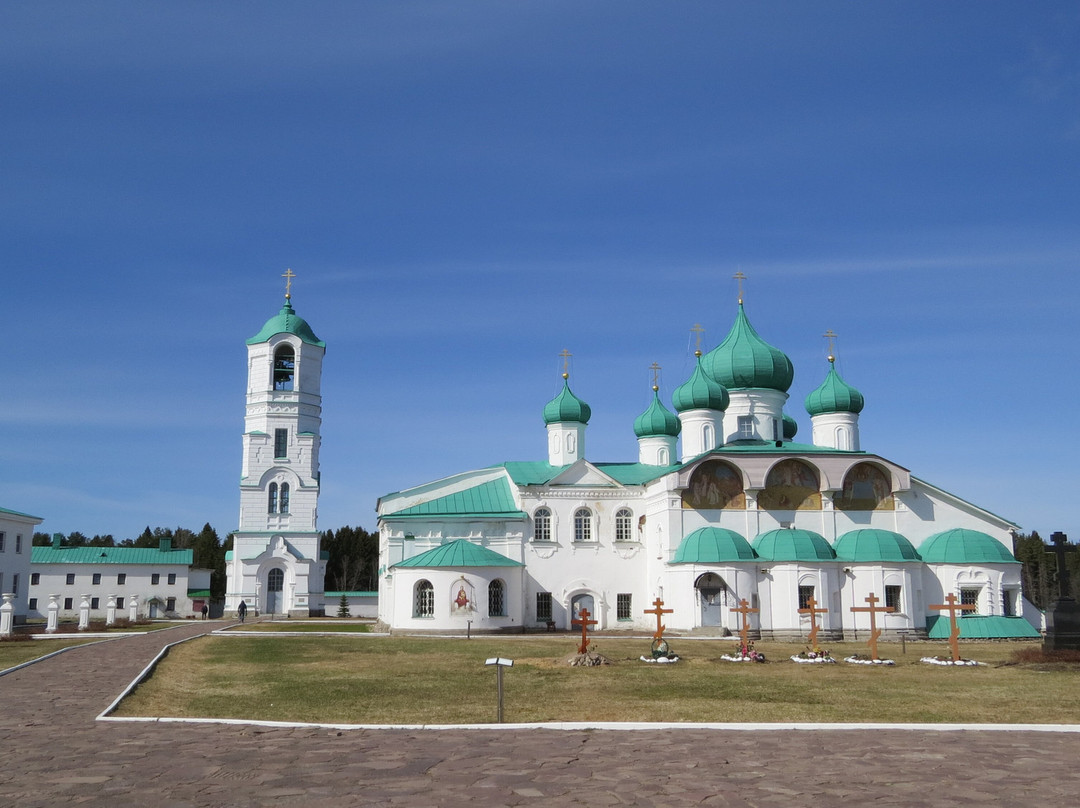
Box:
(0, 638), (103, 669)
(114, 635), (1080, 725)
(233, 622), (371, 633)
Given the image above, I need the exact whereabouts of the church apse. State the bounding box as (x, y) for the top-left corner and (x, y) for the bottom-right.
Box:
(682, 460), (746, 510)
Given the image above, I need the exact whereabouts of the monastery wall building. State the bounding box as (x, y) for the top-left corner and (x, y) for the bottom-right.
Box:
(377, 297), (1041, 640)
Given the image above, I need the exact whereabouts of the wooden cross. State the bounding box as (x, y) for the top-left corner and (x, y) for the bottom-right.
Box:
(689, 323), (705, 355)
(797, 596), (828, 649)
(572, 607), (597, 655)
(282, 268), (296, 298)
(734, 598), (759, 648)
(733, 271), (746, 304)
(644, 597), (673, 640)
(850, 592), (894, 661)
(928, 592), (977, 662)
(1050, 531), (1073, 601)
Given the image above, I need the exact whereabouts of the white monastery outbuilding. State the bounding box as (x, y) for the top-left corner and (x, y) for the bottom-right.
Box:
(376, 295), (1041, 640)
(0, 506), (43, 624)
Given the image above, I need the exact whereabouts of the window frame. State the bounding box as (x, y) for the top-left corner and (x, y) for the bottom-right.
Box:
(884, 584), (902, 613)
(117, 573), (127, 586)
(279, 482), (290, 514)
(273, 344), (296, 391)
(488, 579), (506, 617)
(617, 593), (632, 621)
(536, 591), (553, 622)
(92, 573), (101, 585)
(737, 415), (755, 439)
(414, 580), (435, 618)
(573, 508), (593, 543)
(30, 572), (40, 586)
(959, 587), (980, 616)
(151, 573), (160, 585)
(274, 429), (288, 459)
(168, 573), (177, 585)
(797, 585), (815, 610)
(614, 508), (633, 542)
(66, 573), (76, 586)
(533, 507), (552, 543)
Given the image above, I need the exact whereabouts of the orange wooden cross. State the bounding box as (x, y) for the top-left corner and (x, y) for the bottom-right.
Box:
(797, 596), (828, 649)
(644, 597), (673, 640)
(572, 607), (598, 655)
(850, 592), (894, 660)
(734, 598), (759, 648)
(928, 592), (976, 662)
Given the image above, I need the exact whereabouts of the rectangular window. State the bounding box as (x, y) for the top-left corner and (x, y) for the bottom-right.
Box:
(28, 598), (37, 610)
(31, 573), (39, 585)
(92, 573), (101, 585)
(960, 588), (980, 615)
(15, 535), (22, 553)
(117, 573), (127, 585)
(737, 415), (754, 439)
(117, 597), (125, 609)
(91, 597), (99, 610)
(798, 585), (815, 610)
(11, 574), (18, 596)
(488, 582), (505, 617)
(617, 593), (632, 621)
(885, 585), (902, 612)
(536, 592), (553, 622)
(151, 573), (160, 585)
(168, 573), (176, 585)
(64, 597), (73, 610)
(274, 428), (288, 459)
(66, 573), (75, 586)
(0, 532), (5, 552)
(1002, 590), (1015, 617)
(166, 597), (176, 612)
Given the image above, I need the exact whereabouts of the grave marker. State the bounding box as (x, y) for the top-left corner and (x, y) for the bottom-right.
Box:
(850, 592), (894, 660)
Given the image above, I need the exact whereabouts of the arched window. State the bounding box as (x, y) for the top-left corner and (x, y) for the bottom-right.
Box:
(488, 579), (506, 617)
(268, 483), (278, 513)
(279, 482), (290, 514)
(414, 580), (434, 618)
(574, 508), (592, 542)
(835, 463), (895, 511)
(267, 568), (284, 592)
(273, 345), (295, 391)
(534, 508), (552, 542)
(615, 508), (633, 542)
(759, 459), (821, 510)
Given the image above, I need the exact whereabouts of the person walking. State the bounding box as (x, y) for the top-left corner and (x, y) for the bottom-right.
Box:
(238, 600), (247, 623)
(201, 604), (209, 620)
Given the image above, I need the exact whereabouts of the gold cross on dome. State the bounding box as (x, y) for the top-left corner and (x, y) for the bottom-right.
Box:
(649, 362), (661, 390)
(282, 268), (296, 299)
(823, 329), (838, 363)
(559, 349), (572, 377)
(690, 323), (705, 354)
(733, 271), (747, 304)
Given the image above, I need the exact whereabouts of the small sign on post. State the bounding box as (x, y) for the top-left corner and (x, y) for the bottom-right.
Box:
(485, 657), (513, 723)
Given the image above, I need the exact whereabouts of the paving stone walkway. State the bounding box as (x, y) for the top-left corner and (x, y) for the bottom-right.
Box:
(2, 623), (1079, 806)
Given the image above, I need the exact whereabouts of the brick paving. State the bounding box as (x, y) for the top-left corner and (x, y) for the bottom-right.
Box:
(2, 623), (1079, 806)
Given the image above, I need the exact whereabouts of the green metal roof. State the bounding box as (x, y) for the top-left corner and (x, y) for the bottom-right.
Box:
(672, 356), (729, 413)
(392, 539), (523, 569)
(0, 506), (43, 520)
(672, 527), (757, 563)
(926, 615), (1039, 639)
(702, 303), (794, 393)
(834, 529), (920, 562)
(752, 528), (836, 561)
(805, 362), (865, 416)
(633, 389), (681, 438)
(187, 589), (211, 598)
(918, 528), (1018, 563)
(32, 546), (194, 565)
(496, 461), (678, 487)
(542, 377), (591, 425)
(382, 478), (525, 520)
(246, 298), (325, 347)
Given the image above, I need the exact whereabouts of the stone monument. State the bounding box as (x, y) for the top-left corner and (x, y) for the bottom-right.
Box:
(1044, 531), (1080, 651)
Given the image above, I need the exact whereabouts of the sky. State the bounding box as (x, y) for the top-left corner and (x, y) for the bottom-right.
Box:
(2, 2), (1078, 543)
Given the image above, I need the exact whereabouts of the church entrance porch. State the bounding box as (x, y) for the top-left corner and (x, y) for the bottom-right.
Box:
(695, 573), (729, 627)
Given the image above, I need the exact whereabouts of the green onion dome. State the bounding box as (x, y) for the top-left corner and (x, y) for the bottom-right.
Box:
(752, 528), (836, 561)
(702, 303), (794, 392)
(834, 529), (920, 562)
(543, 375), (592, 425)
(672, 354), (730, 413)
(918, 529), (1018, 563)
(782, 414), (798, 440)
(805, 361), (864, 416)
(634, 387), (681, 438)
(246, 298), (325, 347)
(672, 527), (756, 563)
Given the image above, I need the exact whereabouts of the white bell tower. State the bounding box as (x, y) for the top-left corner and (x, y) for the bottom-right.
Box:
(226, 271), (327, 617)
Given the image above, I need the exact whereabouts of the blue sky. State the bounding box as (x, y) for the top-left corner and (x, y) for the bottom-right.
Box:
(2, 2), (1078, 542)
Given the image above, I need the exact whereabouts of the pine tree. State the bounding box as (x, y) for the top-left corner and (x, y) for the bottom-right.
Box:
(337, 593), (351, 618)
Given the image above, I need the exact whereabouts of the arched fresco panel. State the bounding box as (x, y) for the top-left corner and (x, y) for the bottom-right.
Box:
(682, 460), (746, 510)
(835, 462), (895, 511)
(759, 459), (821, 510)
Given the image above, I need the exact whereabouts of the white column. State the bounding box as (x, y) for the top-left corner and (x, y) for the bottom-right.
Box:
(0, 593), (14, 637)
(128, 595), (139, 623)
(78, 594), (91, 630)
(46, 594), (59, 633)
(106, 594), (117, 626)
(255, 581), (262, 616)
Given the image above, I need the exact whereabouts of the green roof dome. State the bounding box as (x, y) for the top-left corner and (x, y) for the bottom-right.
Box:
(918, 529), (1017, 563)
(672, 527), (756, 563)
(834, 529), (920, 562)
(752, 528), (836, 561)
(805, 362), (864, 416)
(392, 538), (523, 568)
(543, 376), (592, 425)
(702, 304), (794, 392)
(246, 298), (325, 347)
(634, 389), (681, 438)
(672, 355), (729, 413)
(782, 414), (798, 440)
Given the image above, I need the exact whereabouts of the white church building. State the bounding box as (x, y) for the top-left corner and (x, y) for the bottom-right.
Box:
(376, 297), (1041, 640)
(225, 288), (328, 617)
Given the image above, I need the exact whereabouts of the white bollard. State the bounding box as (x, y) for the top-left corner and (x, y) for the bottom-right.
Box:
(106, 594), (117, 627)
(46, 594), (59, 633)
(128, 595), (139, 623)
(0, 593), (14, 637)
(78, 594), (91, 631)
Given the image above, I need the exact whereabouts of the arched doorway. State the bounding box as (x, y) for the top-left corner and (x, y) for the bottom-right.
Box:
(266, 567), (285, 614)
(695, 573), (728, 627)
(571, 593), (595, 625)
